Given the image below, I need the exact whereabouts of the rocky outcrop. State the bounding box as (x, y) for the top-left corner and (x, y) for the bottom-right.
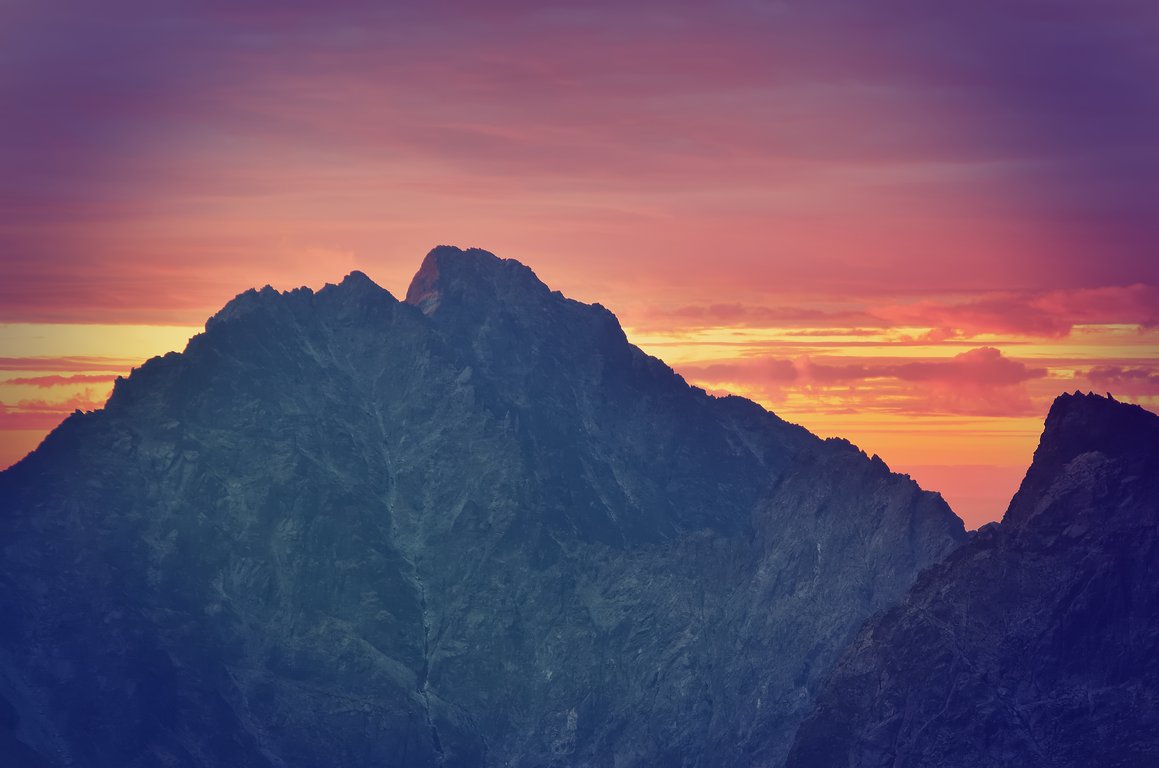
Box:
(0, 246), (965, 767)
(785, 392), (1159, 768)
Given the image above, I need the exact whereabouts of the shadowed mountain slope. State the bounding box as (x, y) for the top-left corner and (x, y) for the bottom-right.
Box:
(786, 392), (1159, 768)
(0, 246), (965, 767)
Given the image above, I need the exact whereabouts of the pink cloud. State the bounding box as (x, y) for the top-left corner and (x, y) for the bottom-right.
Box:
(625, 284), (1157, 342)
(681, 358), (800, 384)
(631, 303), (873, 331)
(0, 390), (106, 430)
(1033, 284), (1159, 328)
(678, 347), (1048, 416)
(785, 347), (1045, 387)
(873, 296), (1074, 339)
(681, 347), (1045, 387)
(871, 347), (1046, 385)
(1081, 365), (1159, 397)
(873, 284), (1159, 339)
(0, 406), (72, 431)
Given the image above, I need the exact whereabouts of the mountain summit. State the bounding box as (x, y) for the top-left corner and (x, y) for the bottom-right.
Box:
(404, 245), (549, 315)
(0, 247), (968, 767)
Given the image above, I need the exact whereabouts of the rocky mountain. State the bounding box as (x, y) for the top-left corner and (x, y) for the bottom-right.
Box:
(0, 246), (967, 767)
(786, 392), (1159, 768)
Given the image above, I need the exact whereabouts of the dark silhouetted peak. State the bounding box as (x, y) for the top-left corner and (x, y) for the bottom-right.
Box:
(316, 269), (396, 314)
(1037, 390), (1156, 466)
(405, 245), (549, 315)
(205, 284), (282, 328)
(403, 245), (641, 394)
(205, 271), (395, 334)
(316, 269), (394, 302)
(1003, 391), (1159, 530)
(336, 269), (386, 293)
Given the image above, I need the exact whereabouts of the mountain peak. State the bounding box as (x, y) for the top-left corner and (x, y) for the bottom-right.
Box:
(404, 245), (549, 315)
(1044, 389), (1150, 427)
(339, 269), (378, 289)
(204, 271), (395, 332)
(1037, 390), (1155, 471)
(1001, 391), (1158, 531)
(205, 284), (282, 329)
(318, 268), (394, 303)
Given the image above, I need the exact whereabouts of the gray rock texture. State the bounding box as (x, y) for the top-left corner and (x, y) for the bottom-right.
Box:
(0, 246), (965, 767)
(785, 392), (1159, 768)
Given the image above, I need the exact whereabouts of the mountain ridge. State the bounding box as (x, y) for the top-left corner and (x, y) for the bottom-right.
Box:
(3, 246), (967, 767)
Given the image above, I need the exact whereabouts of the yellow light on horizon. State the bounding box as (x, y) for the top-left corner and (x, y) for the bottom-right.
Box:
(0, 323), (201, 362)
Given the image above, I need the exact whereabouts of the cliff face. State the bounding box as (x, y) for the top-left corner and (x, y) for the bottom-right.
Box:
(0, 247), (965, 767)
(786, 392), (1159, 768)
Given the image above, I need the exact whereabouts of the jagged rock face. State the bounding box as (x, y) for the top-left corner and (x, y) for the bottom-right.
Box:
(785, 393), (1159, 768)
(0, 247), (965, 768)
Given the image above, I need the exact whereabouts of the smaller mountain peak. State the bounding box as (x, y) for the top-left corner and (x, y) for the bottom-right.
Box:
(1004, 391), (1158, 529)
(314, 269), (395, 304)
(1038, 391), (1157, 463)
(405, 245), (549, 315)
(1042, 390), (1155, 444)
(206, 272), (394, 332)
(325, 269), (391, 298)
(206, 285), (281, 329)
(342, 269), (375, 286)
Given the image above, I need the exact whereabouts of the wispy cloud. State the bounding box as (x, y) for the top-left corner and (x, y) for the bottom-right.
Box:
(631, 284), (1159, 340)
(678, 347), (1050, 417)
(0, 356), (140, 372)
(1080, 365), (1159, 396)
(3, 374), (120, 388)
(873, 285), (1159, 340)
(0, 391), (107, 429)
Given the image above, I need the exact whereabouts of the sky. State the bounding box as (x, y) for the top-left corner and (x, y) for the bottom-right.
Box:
(2, 0), (1157, 528)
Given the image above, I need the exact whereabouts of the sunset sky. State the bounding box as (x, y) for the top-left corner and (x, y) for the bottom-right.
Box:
(2, 1), (1157, 527)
